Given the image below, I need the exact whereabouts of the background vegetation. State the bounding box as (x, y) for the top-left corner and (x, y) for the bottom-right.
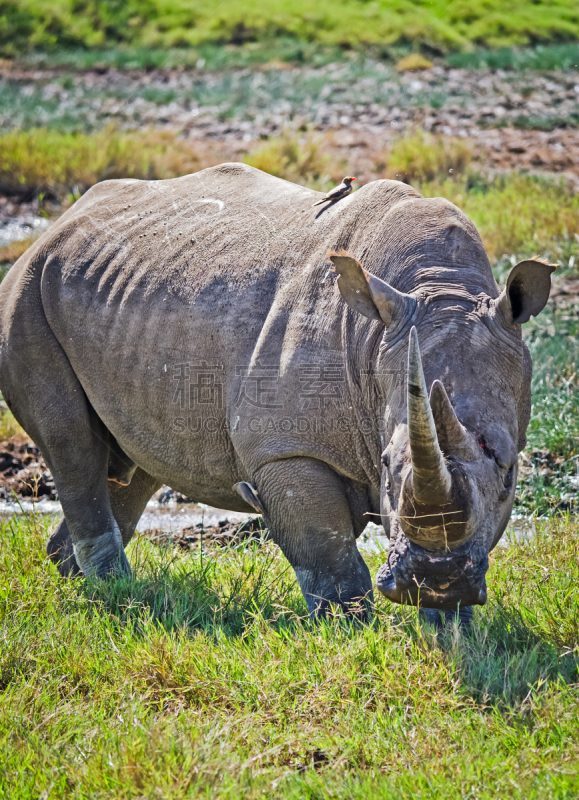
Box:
(4, 127), (579, 261)
(2, 0), (579, 58)
(0, 127), (203, 198)
(8, 41), (579, 72)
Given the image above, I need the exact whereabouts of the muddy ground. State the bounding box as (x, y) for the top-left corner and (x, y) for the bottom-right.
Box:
(0, 440), (197, 506)
(0, 435), (268, 545)
(2, 62), (579, 185)
(140, 516), (267, 549)
(0, 435), (56, 501)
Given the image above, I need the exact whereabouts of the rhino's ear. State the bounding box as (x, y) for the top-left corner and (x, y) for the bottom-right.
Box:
(329, 251), (416, 327)
(497, 259), (556, 325)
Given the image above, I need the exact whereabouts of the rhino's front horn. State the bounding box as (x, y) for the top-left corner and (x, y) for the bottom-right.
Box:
(407, 327), (452, 506)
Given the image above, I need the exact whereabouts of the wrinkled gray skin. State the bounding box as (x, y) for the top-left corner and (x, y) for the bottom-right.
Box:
(0, 164), (554, 618)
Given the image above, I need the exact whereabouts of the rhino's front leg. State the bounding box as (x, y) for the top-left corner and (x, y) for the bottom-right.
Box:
(254, 457), (373, 618)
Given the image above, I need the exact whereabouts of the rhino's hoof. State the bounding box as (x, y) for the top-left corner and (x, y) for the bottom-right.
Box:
(419, 606), (473, 630)
(73, 530), (131, 579)
(47, 526), (82, 578)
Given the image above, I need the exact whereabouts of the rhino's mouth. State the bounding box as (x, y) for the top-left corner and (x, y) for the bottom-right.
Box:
(376, 537), (489, 610)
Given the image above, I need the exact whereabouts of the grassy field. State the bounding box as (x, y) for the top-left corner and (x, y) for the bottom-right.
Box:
(0, 128), (205, 198)
(9, 41), (579, 73)
(2, 0), (579, 58)
(0, 512), (577, 798)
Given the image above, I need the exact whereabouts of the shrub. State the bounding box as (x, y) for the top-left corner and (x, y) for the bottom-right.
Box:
(0, 126), (201, 198)
(243, 131), (336, 189)
(382, 132), (474, 184)
(395, 53), (433, 71)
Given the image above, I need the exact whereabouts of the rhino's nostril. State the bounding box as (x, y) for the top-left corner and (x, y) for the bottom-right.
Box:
(503, 467), (514, 489)
(376, 563), (396, 595)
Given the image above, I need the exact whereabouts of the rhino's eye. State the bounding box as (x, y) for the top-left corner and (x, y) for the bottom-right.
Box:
(477, 435), (494, 460)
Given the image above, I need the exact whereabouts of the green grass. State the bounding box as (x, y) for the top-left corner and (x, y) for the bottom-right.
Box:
(7, 39), (353, 71)
(447, 42), (579, 71)
(0, 512), (578, 798)
(515, 303), (579, 517)
(2, 0), (579, 58)
(9, 40), (579, 74)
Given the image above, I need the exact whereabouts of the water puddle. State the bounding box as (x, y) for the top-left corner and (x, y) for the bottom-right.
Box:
(136, 501), (254, 533)
(0, 214), (52, 248)
(0, 499), (61, 516)
(500, 515), (537, 545)
(0, 498), (535, 554)
(0, 498), (254, 530)
(358, 523), (389, 554)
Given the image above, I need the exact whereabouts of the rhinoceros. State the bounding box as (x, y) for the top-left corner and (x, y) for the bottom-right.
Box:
(0, 164), (554, 619)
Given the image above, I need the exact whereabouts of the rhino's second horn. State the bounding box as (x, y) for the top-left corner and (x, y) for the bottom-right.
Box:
(429, 380), (478, 462)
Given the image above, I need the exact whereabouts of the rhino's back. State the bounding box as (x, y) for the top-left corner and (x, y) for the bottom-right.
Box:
(34, 164), (430, 421)
(38, 163), (441, 302)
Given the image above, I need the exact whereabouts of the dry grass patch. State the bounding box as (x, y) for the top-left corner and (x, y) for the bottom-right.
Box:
(244, 131), (340, 190)
(378, 132), (474, 184)
(0, 407), (25, 440)
(424, 173), (579, 260)
(0, 238), (36, 265)
(396, 53), (434, 71)
(0, 126), (204, 198)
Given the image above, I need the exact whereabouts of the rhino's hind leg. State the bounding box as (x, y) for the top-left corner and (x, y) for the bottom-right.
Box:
(107, 435), (137, 488)
(47, 468), (162, 576)
(47, 518), (82, 577)
(108, 468), (163, 547)
(254, 457), (373, 619)
(0, 309), (131, 578)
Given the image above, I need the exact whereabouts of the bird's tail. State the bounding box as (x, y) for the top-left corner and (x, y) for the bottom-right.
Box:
(312, 198), (326, 207)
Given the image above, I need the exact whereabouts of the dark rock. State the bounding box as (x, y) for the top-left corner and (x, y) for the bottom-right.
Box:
(154, 486), (196, 504)
(0, 436), (57, 500)
(141, 516), (268, 549)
